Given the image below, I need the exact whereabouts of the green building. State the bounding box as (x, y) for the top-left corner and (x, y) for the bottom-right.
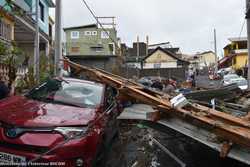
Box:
(64, 24), (119, 71)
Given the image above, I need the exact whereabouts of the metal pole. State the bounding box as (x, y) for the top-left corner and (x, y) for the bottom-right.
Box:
(55, 0), (62, 77)
(149, 135), (186, 167)
(146, 35), (149, 56)
(214, 29), (218, 74)
(246, 0), (250, 89)
(34, 0), (40, 82)
(136, 36), (140, 79)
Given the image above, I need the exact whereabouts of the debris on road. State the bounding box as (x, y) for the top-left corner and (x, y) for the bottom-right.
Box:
(65, 58), (250, 165)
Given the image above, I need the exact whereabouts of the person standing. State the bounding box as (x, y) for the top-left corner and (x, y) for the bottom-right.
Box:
(0, 77), (10, 100)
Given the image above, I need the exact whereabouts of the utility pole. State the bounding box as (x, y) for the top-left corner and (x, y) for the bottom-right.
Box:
(214, 28), (218, 74)
(136, 36), (140, 79)
(146, 35), (149, 56)
(34, 0), (40, 82)
(55, 0), (62, 77)
(246, 0), (250, 89)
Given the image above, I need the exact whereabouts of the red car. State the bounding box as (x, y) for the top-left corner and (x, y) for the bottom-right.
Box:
(0, 78), (120, 166)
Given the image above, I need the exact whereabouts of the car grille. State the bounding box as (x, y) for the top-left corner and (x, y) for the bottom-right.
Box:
(0, 141), (50, 154)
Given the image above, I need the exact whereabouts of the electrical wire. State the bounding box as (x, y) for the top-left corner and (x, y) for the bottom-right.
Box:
(80, 0), (121, 52)
(238, 19), (246, 39)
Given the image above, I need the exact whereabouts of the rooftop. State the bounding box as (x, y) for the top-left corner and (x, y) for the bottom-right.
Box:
(228, 37), (247, 42)
(63, 24), (98, 31)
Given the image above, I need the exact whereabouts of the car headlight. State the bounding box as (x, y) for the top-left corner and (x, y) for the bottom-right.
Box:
(54, 127), (88, 139)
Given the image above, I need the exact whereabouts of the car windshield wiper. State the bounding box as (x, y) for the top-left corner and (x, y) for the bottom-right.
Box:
(55, 77), (70, 84)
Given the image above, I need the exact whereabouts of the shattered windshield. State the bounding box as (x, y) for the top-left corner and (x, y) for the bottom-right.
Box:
(26, 79), (103, 108)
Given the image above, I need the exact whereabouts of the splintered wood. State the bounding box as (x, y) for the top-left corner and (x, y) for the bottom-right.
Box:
(64, 58), (250, 156)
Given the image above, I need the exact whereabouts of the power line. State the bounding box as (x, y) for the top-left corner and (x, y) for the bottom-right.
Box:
(238, 19), (246, 38)
(80, 0), (121, 52)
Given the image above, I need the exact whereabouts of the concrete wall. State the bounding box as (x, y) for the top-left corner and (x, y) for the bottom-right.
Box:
(69, 57), (117, 73)
(121, 67), (188, 81)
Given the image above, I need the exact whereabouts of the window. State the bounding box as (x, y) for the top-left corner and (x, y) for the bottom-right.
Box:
(101, 31), (110, 39)
(92, 31), (97, 35)
(154, 63), (161, 69)
(71, 31), (79, 39)
(90, 46), (103, 52)
(5, 24), (11, 40)
(177, 61), (183, 66)
(39, 1), (45, 22)
(84, 31), (91, 36)
(71, 47), (80, 53)
(0, 20), (12, 41)
(109, 43), (115, 55)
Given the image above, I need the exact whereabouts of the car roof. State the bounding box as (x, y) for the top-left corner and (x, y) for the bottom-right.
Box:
(230, 77), (246, 81)
(224, 74), (238, 78)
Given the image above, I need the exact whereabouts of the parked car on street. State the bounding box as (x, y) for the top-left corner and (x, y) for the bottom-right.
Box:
(138, 77), (153, 87)
(217, 67), (235, 77)
(226, 77), (248, 90)
(222, 74), (248, 90)
(0, 78), (120, 166)
(222, 74), (240, 85)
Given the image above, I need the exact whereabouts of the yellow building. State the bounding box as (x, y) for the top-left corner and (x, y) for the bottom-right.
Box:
(223, 37), (248, 70)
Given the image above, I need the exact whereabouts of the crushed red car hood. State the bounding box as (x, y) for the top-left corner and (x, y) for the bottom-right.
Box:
(0, 96), (97, 127)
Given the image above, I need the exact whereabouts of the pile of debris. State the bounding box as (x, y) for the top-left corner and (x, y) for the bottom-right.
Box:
(64, 58), (250, 165)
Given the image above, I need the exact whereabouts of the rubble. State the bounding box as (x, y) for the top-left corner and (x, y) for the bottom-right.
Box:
(64, 58), (250, 165)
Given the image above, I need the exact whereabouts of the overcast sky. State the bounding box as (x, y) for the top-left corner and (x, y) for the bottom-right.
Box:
(51, 0), (246, 56)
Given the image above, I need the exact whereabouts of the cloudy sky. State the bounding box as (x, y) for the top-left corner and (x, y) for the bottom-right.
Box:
(51, 0), (246, 56)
